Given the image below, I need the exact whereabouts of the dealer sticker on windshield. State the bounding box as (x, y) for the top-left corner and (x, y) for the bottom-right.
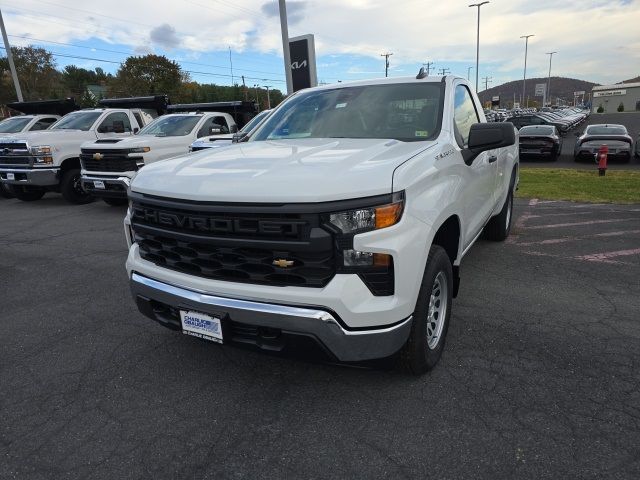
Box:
(180, 310), (223, 344)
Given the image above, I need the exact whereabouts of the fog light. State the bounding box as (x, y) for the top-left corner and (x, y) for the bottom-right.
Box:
(343, 249), (373, 266)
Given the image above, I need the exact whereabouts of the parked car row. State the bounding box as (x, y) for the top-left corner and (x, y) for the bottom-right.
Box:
(0, 97), (261, 202)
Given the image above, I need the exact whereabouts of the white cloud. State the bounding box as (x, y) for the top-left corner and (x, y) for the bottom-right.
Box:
(1, 0), (639, 85)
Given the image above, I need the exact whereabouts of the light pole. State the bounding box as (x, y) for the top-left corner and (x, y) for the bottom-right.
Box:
(520, 34), (534, 107)
(546, 51), (556, 107)
(253, 84), (260, 110)
(467, 66), (474, 81)
(263, 85), (271, 109)
(0, 8), (23, 101)
(278, 0), (293, 95)
(469, 1), (489, 93)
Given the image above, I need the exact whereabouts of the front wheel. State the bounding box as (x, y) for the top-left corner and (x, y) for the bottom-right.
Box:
(0, 183), (15, 199)
(484, 189), (513, 241)
(399, 245), (453, 374)
(60, 168), (93, 205)
(9, 185), (46, 201)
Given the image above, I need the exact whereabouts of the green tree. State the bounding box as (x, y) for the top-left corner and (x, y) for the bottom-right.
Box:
(0, 45), (60, 102)
(108, 54), (188, 98)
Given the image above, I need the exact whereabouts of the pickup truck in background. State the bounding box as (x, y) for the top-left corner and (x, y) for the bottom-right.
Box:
(124, 73), (519, 374)
(190, 108), (272, 152)
(0, 96), (167, 204)
(80, 101), (258, 205)
(0, 98), (80, 137)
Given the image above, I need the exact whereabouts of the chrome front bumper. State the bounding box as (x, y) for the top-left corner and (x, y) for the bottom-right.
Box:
(81, 175), (131, 198)
(0, 167), (59, 186)
(130, 272), (413, 362)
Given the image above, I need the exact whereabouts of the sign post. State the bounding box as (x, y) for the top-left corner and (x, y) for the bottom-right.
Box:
(535, 83), (546, 108)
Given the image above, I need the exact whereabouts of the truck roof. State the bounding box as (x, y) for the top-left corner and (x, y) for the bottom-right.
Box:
(310, 75), (457, 91)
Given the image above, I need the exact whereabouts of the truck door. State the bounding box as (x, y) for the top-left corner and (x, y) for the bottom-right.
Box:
(95, 111), (135, 139)
(452, 83), (497, 247)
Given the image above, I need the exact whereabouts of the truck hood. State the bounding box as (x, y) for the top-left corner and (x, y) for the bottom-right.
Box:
(82, 135), (184, 149)
(131, 138), (436, 203)
(3, 130), (96, 149)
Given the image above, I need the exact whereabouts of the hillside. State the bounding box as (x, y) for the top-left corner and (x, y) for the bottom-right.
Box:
(478, 76), (598, 107)
(622, 76), (640, 84)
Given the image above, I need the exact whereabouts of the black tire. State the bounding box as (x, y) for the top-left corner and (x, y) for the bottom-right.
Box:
(484, 188), (513, 241)
(60, 168), (93, 205)
(103, 198), (128, 206)
(0, 183), (15, 199)
(399, 245), (453, 374)
(8, 185), (46, 201)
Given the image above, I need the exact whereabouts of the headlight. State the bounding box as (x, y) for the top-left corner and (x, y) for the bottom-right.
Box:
(30, 145), (52, 155)
(128, 147), (150, 153)
(329, 193), (404, 234)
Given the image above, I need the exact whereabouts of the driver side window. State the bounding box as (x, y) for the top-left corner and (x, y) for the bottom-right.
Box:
(453, 85), (480, 148)
(98, 112), (132, 134)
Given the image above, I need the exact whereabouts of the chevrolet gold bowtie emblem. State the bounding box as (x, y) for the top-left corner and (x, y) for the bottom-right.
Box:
(272, 259), (294, 268)
(93, 153), (103, 160)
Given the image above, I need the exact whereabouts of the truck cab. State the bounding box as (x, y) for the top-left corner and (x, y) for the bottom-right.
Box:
(124, 75), (518, 374)
(0, 98), (80, 137)
(0, 96), (167, 204)
(80, 101), (257, 204)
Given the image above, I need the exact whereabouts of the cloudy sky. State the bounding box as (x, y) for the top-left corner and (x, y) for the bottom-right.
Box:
(1, 0), (639, 94)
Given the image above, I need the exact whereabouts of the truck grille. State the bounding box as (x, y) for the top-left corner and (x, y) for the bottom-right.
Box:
(80, 151), (140, 172)
(131, 198), (336, 288)
(0, 142), (31, 166)
(0, 156), (32, 166)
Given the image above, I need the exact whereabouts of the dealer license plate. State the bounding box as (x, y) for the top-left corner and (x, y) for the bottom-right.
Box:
(6, 173), (15, 181)
(180, 310), (223, 343)
(93, 180), (105, 189)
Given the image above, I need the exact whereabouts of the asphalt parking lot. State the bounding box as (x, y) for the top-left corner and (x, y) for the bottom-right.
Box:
(1, 196), (639, 479)
(521, 112), (640, 170)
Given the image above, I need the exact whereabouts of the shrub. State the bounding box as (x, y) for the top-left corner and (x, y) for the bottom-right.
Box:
(617, 102), (624, 112)
(597, 104), (604, 113)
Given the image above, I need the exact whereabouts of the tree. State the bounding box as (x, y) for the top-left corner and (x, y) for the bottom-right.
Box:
(108, 54), (188, 98)
(0, 45), (60, 102)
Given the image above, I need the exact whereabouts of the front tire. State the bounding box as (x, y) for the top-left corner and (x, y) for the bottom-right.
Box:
(60, 168), (93, 205)
(484, 188), (513, 241)
(9, 185), (46, 201)
(0, 183), (15, 199)
(399, 245), (453, 374)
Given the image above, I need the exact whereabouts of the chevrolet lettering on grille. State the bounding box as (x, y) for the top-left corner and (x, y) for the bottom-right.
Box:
(133, 206), (306, 237)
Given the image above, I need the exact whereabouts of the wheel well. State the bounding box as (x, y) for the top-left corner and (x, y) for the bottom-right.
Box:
(60, 158), (80, 173)
(432, 215), (460, 265)
(432, 215), (461, 298)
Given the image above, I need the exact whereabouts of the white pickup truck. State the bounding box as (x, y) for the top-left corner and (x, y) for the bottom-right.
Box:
(0, 98), (79, 137)
(80, 109), (241, 205)
(124, 74), (519, 374)
(0, 96), (166, 203)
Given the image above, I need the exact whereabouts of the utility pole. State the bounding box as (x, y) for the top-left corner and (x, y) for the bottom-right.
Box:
(0, 8), (23, 102)
(546, 51), (557, 107)
(253, 84), (260, 110)
(520, 34), (534, 109)
(228, 46), (234, 86)
(242, 75), (248, 101)
(482, 76), (492, 91)
(263, 85), (271, 109)
(278, 0), (293, 95)
(467, 66), (474, 81)
(381, 52), (393, 77)
(438, 68), (450, 76)
(469, 2), (489, 93)
(422, 61), (435, 76)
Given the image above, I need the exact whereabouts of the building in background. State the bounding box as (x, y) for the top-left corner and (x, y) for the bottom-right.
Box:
(592, 83), (640, 113)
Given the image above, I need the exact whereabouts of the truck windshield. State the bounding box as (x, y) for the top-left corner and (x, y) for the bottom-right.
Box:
(51, 112), (102, 131)
(0, 117), (32, 133)
(251, 83), (443, 142)
(138, 115), (202, 137)
(240, 109), (271, 133)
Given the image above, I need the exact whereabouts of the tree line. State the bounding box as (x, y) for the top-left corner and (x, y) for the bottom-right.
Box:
(0, 46), (285, 111)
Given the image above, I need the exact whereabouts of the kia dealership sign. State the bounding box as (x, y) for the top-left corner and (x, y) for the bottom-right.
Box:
(289, 34), (318, 92)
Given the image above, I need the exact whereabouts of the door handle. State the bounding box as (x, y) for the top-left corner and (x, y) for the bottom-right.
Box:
(488, 155), (498, 163)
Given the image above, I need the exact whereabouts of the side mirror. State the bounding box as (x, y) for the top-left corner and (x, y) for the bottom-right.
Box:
(232, 131), (249, 143)
(133, 127), (139, 134)
(464, 122), (516, 165)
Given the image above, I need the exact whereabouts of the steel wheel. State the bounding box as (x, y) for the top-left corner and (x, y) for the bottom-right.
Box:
(426, 271), (448, 349)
